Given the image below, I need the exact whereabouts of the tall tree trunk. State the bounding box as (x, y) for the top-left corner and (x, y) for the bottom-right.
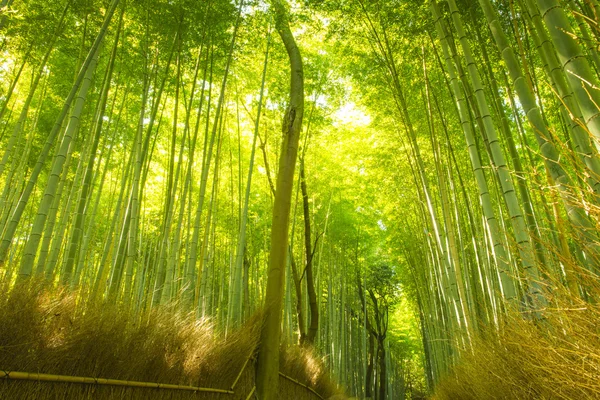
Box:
(300, 155), (319, 344)
(358, 275), (375, 399)
(256, 0), (304, 398)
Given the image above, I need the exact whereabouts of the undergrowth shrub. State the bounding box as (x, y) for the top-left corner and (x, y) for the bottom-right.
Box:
(0, 280), (343, 399)
(433, 274), (600, 400)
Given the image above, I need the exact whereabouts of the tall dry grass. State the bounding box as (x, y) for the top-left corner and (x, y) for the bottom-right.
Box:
(0, 280), (343, 399)
(433, 270), (600, 400)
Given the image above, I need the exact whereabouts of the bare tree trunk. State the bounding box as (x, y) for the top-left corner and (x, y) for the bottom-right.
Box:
(300, 155), (319, 344)
(256, 0), (304, 398)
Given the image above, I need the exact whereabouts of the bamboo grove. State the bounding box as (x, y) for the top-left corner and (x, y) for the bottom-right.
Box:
(1, 0), (600, 398)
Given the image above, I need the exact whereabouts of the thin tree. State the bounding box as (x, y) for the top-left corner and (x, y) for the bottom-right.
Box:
(256, 0), (305, 398)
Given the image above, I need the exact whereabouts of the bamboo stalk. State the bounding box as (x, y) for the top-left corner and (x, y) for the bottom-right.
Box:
(278, 372), (324, 400)
(0, 370), (234, 394)
(230, 354), (253, 390)
(245, 386), (256, 400)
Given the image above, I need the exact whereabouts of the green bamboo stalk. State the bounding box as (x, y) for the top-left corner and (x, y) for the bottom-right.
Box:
(480, 0), (600, 272)
(64, 8), (124, 284)
(536, 0), (600, 148)
(18, 38), (103, 279)
(187, 5), (243, 303)
(445, 0), (544, 305)
(430, 0), (517, 301)
(230, 25), (271, 329)
(0, 0), (121, 266)
(521, 0), (600, 201)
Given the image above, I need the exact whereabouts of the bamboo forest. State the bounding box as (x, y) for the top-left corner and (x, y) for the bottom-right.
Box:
(3, 0), (600, 398)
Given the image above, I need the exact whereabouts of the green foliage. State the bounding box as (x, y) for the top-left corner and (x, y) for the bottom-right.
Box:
(2, 0), (600, 398)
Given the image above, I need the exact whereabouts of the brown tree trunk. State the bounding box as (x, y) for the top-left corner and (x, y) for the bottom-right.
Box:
(290, 250), (306, 341)
(255, 1), (304, 399)
(366, 331), (375, 399)
(358, 276), (375, 398)
(378, 336), (387, 400)
(300, 155), (319, 344)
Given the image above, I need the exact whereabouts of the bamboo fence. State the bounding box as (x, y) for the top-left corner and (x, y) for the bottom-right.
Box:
(1, 354), (325, 399)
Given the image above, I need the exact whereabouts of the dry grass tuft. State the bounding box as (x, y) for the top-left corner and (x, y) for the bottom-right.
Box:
(280, 343), (345, 398)
(0, 280), (340, 399)
(433, 279), (600, 400)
